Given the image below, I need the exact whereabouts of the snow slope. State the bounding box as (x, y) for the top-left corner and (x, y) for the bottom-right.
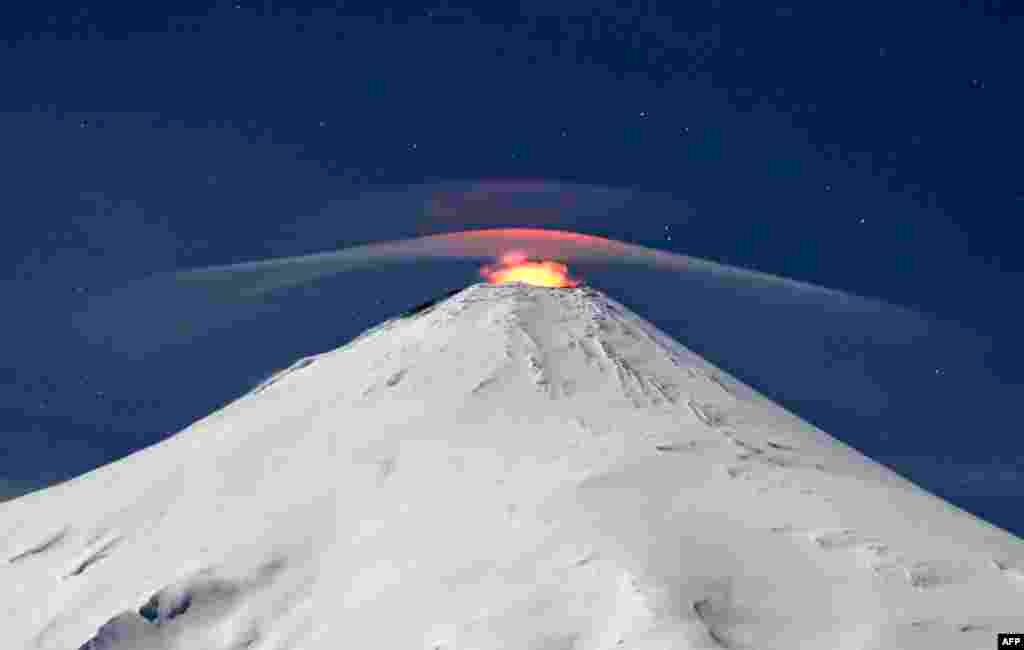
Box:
(1, 283), (1022, 650)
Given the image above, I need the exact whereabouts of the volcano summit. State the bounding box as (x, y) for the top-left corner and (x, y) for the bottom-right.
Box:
(2, 283), (1022, 649)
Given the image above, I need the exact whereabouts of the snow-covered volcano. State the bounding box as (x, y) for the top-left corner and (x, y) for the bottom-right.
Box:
(2, 283), (1022, 650)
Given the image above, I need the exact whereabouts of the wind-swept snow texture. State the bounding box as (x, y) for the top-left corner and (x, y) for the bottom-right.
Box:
(2, 283), (1022, 649)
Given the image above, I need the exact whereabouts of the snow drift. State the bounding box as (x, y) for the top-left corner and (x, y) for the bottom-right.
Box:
(2, 283), (1022, 649)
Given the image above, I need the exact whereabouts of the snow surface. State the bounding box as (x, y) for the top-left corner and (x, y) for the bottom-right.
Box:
(2, 282), (1022, 649)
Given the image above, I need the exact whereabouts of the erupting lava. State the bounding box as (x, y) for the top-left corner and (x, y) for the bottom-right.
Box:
(480, 251), (581, 288)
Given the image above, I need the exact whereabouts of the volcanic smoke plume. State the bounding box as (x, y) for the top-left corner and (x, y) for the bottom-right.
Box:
(479, 251), (581, 288)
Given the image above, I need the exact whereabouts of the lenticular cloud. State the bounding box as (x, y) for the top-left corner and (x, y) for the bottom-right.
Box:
(74, 226), (901, 351)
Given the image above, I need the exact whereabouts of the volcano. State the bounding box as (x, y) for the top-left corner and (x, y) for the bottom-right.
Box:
(3, 283), (1023, 649)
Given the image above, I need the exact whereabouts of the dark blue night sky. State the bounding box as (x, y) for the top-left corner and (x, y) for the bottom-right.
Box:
(2, 2), (1022, 534)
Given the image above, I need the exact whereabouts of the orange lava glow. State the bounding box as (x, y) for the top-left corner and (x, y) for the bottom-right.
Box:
(480, 252), (581, 288)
